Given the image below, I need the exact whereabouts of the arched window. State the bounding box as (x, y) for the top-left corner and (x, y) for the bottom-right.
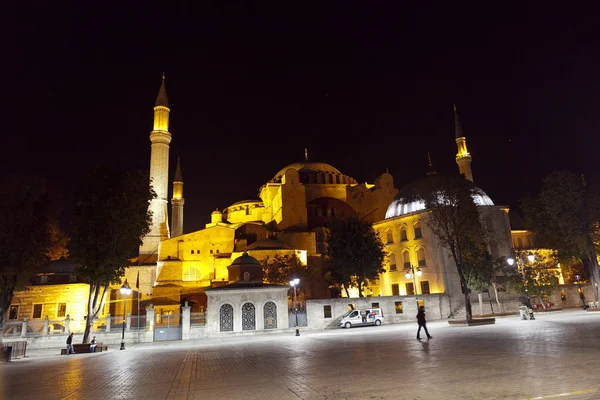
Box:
(219, 304), (234, 332)
(486, 216), (494, 232)
(403, 251), (411, 269)
(417, 248), (426, 267)
(183, 266), (198, 281)
(264, 302), (277, 329)
(386, 229), (394, 244)
(400, 225), (408, 241)
(389, 253), (397, 271)
(414, 222), (423, 239)
(242, 303), (256, 330)
(243, 271), (250, 282)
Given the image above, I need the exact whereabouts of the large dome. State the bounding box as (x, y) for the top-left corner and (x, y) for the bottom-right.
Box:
(385, 175), (494, 219)
(273, 161), (343, 181)
(271, 160), (357, 185)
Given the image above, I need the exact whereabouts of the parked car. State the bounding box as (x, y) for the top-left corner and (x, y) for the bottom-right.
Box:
(338, 308), (384, 328)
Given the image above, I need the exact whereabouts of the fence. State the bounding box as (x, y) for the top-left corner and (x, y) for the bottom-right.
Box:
(1, 340), (27, 361)
(190, 312), (206, 326)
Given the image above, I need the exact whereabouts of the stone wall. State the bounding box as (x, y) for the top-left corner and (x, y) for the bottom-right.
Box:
(306, 294), (450, 330)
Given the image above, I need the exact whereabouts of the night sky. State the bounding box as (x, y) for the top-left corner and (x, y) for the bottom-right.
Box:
(4, 3), (600, 232)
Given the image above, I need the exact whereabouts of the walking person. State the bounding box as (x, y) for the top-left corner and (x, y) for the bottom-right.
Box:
(66, 332), (75, 354)
(416, 306), (432, 340)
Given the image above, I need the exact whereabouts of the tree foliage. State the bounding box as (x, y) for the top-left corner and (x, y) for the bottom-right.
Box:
(69, 168), (154, 342)
(325, 217), (386, 297)
(521, 170), (600, 301)
(261, 253), (308, 286)
(400, 175), (490, 320)
(506, 251), (560, 307)
(0, 175), (64, 327)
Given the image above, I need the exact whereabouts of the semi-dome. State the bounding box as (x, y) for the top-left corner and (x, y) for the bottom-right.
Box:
(385, 175), (494, 219)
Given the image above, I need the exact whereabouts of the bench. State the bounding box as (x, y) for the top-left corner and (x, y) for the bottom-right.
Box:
(61, 342), (108, 355)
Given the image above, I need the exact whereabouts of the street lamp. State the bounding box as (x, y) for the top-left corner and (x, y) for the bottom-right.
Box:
(507, 252), (532, 308)
(574, 274), (587, 309)
(119, 279), (132, 350)
(289, 278), (300, 336)
(404, 265), (422, 298)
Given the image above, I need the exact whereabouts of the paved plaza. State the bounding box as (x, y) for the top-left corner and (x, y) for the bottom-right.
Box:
(2, 310), (600, 400)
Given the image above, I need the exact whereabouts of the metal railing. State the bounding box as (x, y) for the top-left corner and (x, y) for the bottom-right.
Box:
(2, 341), (27, 360)
(190, 312), (206, 326)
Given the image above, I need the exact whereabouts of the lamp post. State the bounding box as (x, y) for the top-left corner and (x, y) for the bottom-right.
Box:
(119, 279), (132, 350)
(507, 251), (534, 308)
(405, 265), (422, 299)
(574, 274), (587, 309)
(289, 278), (300, 336)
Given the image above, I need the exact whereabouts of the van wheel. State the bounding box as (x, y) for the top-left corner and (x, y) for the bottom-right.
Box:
(375, 320), (382, 326)
(344, 322), (352, 329)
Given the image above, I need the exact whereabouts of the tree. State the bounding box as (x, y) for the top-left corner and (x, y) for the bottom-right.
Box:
(400, 175), (490, 320)
(521, 170), (600, 302)
(325, 217), (386, 297)
(506, 251), (560, 309)
(261, 253), (308, 286)
(462, 247), (495, 315)
(69, 168), (154, 343)
(0, 175), (64, 327)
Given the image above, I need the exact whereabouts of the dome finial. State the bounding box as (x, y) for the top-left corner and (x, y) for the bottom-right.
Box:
(304, 148), (308, 161)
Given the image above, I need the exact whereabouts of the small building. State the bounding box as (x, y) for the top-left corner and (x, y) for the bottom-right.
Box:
(205, 252), (289, 334)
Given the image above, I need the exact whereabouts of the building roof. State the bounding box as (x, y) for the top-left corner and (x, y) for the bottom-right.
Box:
(230, 251), (261, 266)
(246, 238), (292, 250)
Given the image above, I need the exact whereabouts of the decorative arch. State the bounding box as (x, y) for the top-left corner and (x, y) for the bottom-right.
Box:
(399, 224), (408, 241)
(485, 216), (494, 232)
(219, 303), (234, 332)
(386, 228), (394, 244)
(417, 247), (426, 267)
(263, 301), (277, 329)
(402, 250), (411, 269)
(242, 302), (256, 330)
(413, 221), (423, 239)
(388, 252), (397, 271)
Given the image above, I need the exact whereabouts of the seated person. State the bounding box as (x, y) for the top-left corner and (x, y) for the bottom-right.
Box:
(90, 336), (97, 352)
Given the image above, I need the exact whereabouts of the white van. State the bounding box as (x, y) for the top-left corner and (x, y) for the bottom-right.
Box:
(338, 308), (384, 328)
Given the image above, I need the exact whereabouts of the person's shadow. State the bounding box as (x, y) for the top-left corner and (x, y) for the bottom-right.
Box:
(420, 340), (430, 353)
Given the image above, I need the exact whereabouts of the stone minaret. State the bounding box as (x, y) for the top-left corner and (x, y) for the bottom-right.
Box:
(171, 157), (184, 237)
(454, 104), (473, 182)
(139, 74), (172, 261)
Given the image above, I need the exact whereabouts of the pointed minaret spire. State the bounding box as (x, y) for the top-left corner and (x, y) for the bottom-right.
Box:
(304, 148), (308, 161)
(174, 157), (183, 182)
(454, 104), (473, 182)
(171, 157), (184, 237)
(426, 152), (437, 176)
(454, 104), (464, 139)
(155, 73), (169, 108)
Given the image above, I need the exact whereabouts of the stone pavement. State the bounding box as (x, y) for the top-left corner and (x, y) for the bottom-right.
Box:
(2, 310), (600, 400)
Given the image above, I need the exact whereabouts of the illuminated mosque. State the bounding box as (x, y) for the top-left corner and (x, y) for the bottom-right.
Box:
(6, 77), (548, 330)
(131, 77), (516, 315)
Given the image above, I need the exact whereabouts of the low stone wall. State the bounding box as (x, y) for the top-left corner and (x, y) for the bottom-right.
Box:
(2, 330), (153, 350)
(306, 294), (450, 330)
(189, 325), (207, 339)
